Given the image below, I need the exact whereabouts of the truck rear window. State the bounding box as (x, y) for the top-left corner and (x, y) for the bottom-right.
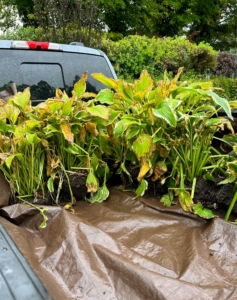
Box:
(0, 49), (114, 104)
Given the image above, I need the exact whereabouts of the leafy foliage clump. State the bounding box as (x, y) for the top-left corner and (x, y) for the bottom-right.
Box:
(214, 52), (237, 78)
(101, 35), (218, 80)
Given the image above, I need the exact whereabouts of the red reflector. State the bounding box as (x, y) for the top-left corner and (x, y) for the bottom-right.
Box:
(27, 41), (49, 50)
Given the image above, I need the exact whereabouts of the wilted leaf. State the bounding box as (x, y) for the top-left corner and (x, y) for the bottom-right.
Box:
(85, 122), (98, 136)
(227, 161), (237, 178)
(86, 171), (98, 193)
(152, 160), (167, 181)
(39, 208), (48, 229)
(60, 123), (74, 144)
(89, 184), (109, 203)
(11, 88), (31, 110)
(160, 192), (174, 206)
(137, 157), (150, 182)
(175, 188), (193, 212)
(135, 70), (153, 92)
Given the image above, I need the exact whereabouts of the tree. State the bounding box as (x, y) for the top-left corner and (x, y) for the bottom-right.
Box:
(0, 0), (20, 32)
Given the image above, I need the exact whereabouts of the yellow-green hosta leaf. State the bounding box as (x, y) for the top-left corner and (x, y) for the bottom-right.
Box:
(152, 101), (177, 127)
(192, 203), (215, 219)
(135, 70), (153, 92)
(73, 72), (87, 98)
(47, 101), (63, 113)
(89, 184), (109, 203)
(132, 134), (152, 159)
(60, 123), (74, 144)
(61, 100), (73, 116)
(86, 171), (98, 193)
(117, 81), (133, 104)
(5, 153), (22, 169)
(26, 133), (41, 144)
(86, 105), (109, 120)
(92, 73), (117, 89)
(229, 101), (237, 109)
(96, 89), (114, 104)
(133, 179), (148, 199)
(175, 188), (193, 212)
(10, 88), (31, 110)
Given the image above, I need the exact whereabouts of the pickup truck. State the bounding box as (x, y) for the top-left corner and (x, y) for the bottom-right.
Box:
(0, 40), (117, 104)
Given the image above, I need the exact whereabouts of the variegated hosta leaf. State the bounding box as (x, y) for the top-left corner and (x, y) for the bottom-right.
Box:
(152, 101), (177, 127)
(9, 88), (31, 110)
(96, 89), (114, 105)
(133, 179), (148, 200)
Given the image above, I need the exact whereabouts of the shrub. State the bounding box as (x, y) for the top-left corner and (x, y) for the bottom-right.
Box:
(212, 77), (237, 100)
(101, 35), (218, 80)
(214, 52), (237, 77)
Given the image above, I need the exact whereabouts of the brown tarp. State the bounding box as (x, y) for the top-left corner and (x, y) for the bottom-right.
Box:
(0, 188), (237, 300)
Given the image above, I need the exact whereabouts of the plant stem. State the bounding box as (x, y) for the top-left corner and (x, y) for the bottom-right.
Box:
(225, 184), (237, 221)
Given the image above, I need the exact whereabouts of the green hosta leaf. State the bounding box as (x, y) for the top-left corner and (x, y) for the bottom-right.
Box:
(160, 192), (175, 206)
(175, 188), (193, 212)
(227, 161), (237, 178)
(133, 134), (152, 158)
(133, 179), (148, 199)
(152, 101), (177, 127)
(25, 120), (41, 132)
(203, 90), (233, 120)
(86, 171), (98, 193)
(203, 173), (215, 181)
(126, 126), (140, 140)
(96, 89), (114, 104)
(26, 133), (41, 144)
(47, 177), (54, 192)
(108, 109), (121, 124)
(92, 73), (117, 89)
(39, 208), (49, 229)
(89, 184), (109, 203)
(114, 119), (139, 138)
(91, 153), (99, 170)
(73, 72), (87, 98)
(86, 105), (109, 120)
(192, 203), (215, 219)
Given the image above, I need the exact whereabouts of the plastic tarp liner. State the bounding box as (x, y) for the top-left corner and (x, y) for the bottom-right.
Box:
(0, 187), (237, 300)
